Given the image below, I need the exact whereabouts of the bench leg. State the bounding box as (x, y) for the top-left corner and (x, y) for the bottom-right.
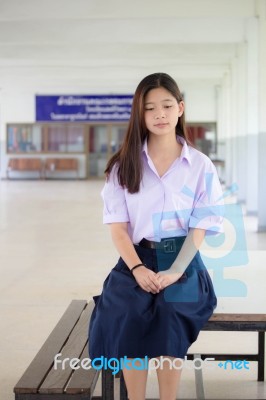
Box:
(102, 368), (114, 400)
(258, 331), (265, 381)
(194, 354), (205, 400)
(120, 370), (128, 400)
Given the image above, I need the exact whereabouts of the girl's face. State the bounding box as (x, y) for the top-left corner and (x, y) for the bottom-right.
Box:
(144, 87), (184, 138)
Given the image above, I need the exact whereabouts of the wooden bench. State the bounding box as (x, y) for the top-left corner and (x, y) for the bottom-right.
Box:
(7, 158), (43, 179)
(44, 158), (79, 179)
(13, 300), (126, 400)
(14, 300), (266, 400)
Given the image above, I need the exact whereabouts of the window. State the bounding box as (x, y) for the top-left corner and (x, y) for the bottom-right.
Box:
(7, 123), (85, 153)
(47, 125), (85, 152)
(7, 124), (44, 153)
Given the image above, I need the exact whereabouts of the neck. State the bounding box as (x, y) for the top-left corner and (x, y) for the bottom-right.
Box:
(147, 133), (181, 157)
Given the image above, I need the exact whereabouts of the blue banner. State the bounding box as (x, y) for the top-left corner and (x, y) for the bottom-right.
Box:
(36, 95), (133, 122)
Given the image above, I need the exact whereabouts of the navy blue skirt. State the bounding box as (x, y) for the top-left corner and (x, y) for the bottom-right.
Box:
(88, 237), (217, 360)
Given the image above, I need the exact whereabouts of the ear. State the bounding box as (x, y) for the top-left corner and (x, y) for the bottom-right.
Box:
(178, 101), (185, 116)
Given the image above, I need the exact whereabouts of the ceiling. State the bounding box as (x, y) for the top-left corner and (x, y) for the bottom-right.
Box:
(0, 0), (258, 91)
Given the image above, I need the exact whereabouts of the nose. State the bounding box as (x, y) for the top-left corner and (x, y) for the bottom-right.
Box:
(155, 108), (166, 119)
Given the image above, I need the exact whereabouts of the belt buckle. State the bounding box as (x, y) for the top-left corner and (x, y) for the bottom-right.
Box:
(163, 239), (176, 253)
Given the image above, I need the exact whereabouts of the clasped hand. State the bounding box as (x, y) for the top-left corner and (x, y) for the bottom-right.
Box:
(132, 265), (183, 294)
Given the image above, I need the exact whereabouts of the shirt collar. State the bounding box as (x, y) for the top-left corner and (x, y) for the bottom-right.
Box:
(142, 135), (191, 165)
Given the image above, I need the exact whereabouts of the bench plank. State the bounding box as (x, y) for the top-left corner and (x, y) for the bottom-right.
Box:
(14, 300), (87, 394)
(15, 393), (95, 400)
(209, 313), (266, 322)
(203, 322), (266, 331)
(204, 314), (266, 331)
(65, 344), (100, 395)
(39, 301), (94, 394)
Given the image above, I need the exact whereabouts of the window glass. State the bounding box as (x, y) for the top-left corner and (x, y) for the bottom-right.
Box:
(187, 123), (217, 157)
(88, 125), (108, 177)
(47, 125), (67, 152)
(110, 125), (127, 155)
(67, 125), (84, 152)
(7, 125), (44, 153)
(47, 125), (84, 152)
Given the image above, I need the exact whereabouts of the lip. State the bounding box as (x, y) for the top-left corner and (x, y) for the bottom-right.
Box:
(154, 123), (169, 128)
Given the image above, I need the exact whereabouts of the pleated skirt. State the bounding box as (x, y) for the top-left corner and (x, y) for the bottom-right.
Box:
(88, 236), (217, 360)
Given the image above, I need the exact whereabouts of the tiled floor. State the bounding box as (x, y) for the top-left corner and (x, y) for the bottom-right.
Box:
(0, 180), (265, 399)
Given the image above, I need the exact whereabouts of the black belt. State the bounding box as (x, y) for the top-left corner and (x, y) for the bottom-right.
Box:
(139, 237), (182, 253)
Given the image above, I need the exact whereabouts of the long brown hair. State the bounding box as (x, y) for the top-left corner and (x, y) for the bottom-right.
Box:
(105, 72), (189, 193)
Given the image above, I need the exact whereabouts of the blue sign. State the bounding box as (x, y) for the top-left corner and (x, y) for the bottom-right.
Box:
(36, 95), (133, 122)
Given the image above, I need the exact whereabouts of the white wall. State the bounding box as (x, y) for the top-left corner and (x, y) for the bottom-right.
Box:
(181, 80), (216, 122)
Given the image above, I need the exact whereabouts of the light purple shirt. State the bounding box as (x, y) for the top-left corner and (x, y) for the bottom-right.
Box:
(102, 136), (224, 244)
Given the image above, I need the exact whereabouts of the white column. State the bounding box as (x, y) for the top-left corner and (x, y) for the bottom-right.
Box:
(235, 43), (248, 203)
(230, 56), (238, 187)
(0, 89), (6, 179)
(215, 84), (226, 183)
(246, 17), (259, 214)
(225, 44), (248, 202)
(222, 71), (233, 187)
(257, 1), (266, 231)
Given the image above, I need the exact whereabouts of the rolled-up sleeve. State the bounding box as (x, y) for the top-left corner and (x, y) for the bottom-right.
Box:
(101, 167), (130, 224)
(189, 161), (224, 235)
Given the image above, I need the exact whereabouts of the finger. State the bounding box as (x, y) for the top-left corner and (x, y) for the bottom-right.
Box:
(142, 279), (158, 294)
(145, 286), (157, 294)
(158, 278), (167, 290)
(138, 277), (160, 294)
(155, 276), (164, 287)
(138, 276), (152, 290)
(141, 284), (151, 293)
(147, 279), (161, 293)
(148, 275), (161, 289)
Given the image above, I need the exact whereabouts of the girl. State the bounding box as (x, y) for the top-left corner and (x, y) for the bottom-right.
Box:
(88, 73), (223, 400)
